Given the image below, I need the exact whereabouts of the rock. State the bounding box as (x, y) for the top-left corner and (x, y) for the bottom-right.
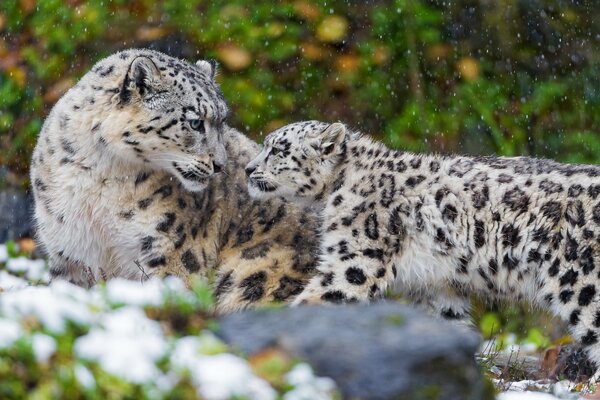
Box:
(0, 189), (34, 243)
(218, 302), (492, 400)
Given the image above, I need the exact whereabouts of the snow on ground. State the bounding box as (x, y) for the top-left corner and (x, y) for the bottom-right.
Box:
(495, 380), (587, 400)
(0, 246), (338, 399)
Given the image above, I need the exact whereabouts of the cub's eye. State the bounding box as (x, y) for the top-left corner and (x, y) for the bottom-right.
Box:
(271, 147), (280, 156)
(189, 119), (205, 132)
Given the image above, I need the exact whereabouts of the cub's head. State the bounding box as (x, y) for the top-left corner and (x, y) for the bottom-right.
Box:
(88, 50), (229, 192)
(245, 121), (348, 203)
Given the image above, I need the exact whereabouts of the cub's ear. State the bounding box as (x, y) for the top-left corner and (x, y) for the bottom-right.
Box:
(121, 56), (161, 102)
(196, 59), (218, 80)
(320, 123), (347, 156)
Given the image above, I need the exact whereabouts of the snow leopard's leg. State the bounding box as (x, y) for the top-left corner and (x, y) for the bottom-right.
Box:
(409, 287), (473, 326)
(48, 252), (92, 287)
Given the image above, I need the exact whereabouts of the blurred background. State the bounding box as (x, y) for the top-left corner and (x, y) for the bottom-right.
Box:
(1, 0), (600, 360)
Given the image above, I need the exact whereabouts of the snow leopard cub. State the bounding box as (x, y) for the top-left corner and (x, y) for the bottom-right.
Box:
(246, 120), (600, 367)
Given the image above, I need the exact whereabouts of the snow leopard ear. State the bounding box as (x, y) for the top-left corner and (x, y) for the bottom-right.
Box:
(196, 59), (218, 80)
(121, 56), (162, 102)
(320, 123), (347, 156)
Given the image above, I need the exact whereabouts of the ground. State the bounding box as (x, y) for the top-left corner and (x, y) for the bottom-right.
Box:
(0, 239), (596, 399)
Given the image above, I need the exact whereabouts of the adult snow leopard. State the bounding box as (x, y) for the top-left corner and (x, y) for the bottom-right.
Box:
(30, 49), (319, 312)
(246, 120), (600, 365)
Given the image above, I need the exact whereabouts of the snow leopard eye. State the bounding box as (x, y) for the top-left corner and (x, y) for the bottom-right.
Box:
(270, 147), (280, 156)
(189, 119), (205, 133)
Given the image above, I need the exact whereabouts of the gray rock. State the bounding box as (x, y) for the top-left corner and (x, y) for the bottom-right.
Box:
(0, 190), (34, 243)
(218, 302), (492, 400)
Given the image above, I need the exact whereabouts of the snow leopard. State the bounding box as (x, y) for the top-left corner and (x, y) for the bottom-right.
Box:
(245, 120), (600, 365)
(30, 49), (320, 312)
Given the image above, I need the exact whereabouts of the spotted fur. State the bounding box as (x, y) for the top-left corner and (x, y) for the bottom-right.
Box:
(247, 120), (600, 365)
(30, 50), (319, 312)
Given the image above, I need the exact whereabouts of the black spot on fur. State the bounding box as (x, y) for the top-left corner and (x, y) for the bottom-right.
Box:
(388, 206), (405, 236)
(565, 200), (585, 227)
(548, 259), (560, 277)
(140, 236), (155, 252)
(215, 271), (233, 298)
(241, 241), (272, 260)
(153, 185), (173, 199)
(321, 290), (347, 303)
(502, 254), (519, 270)
(156, 212), (176, 232)
(593, 203), (600, 225)
(472, 185), (490, 209)
(240, 271), (267, 302)
(406, 175), (426, 188)
(235, 225), (255, 246)
(594, 311), (600, 328)
(138, 198), (153, 209)
(147, 255), (166, 268)
(581, 247), (595, 275)
(582, 330), (598, 346)
(346, 267), (367, 285)
(363, 248), (384, 261)
(273, 276), (304, 301)
(181, 249), (200, 273)
(501, 224), (521, 247)
(332, 195), (344, 206)
(474, 219), (486, 248)
(589, 185), (600, 199)
(321, 272), (334, 286)
(541, 201), (563, 226)
(568, 184), (584, 197)
(539, 179), (563, 194)
(560, 269), (579, 286)
(365, 213), (379, 240)
(502, 187), (529, 213)
(570, 309), (581, 325)
(560, 289), (574, 303)
(565, 234), (578, 262)
(118, 210), (134, 220)
(135, 171), (152, 186)
(174, 224), (186, 249)
(442, 204), (458, 222)
(578, 285), (596, 306)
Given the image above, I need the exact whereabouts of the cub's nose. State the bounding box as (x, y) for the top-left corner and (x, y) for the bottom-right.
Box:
(245, 165), (256, 177)
(212, 160), (224, 174)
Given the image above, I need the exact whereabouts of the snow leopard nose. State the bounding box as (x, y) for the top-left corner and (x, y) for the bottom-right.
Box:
(245, 165), (256, 177)
(212, 160), (223, 174)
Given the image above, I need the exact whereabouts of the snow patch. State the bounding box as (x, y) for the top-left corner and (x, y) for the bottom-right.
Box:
(284, 363), (337, 400)
(0, 318), (22, 348)
(74, 307), (167, 384)
(1, 284), (94, 332)
(106, 278), (164, 307)
(31, 333), (57, 363)
(74, 364), (96, 389)
(171, 336), (276, 400)
(0, 270), (28, 290)
(497, 392), (561, 400)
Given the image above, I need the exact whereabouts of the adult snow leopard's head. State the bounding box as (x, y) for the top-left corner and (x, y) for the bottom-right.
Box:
(82, 49), (229, 192)
(245, 121), (348, 203)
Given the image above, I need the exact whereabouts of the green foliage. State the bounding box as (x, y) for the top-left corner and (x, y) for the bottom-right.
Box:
(1, 0), (599, 174)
